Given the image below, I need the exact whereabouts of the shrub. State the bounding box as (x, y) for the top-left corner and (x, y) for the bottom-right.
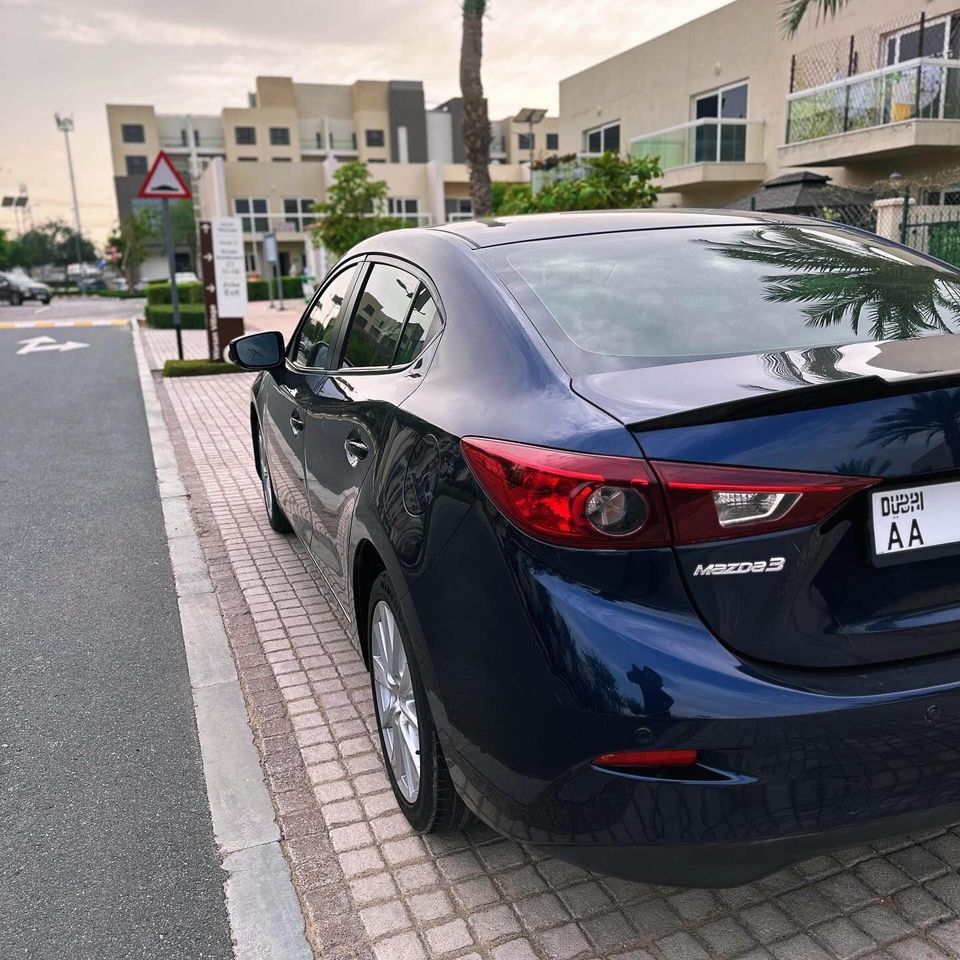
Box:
(247, 277), (303, 301)
(144, 303), (206, 328)
(162, 359), (249, 378)
(145, 281), (205, 306)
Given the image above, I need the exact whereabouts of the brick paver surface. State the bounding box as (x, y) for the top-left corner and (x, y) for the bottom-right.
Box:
(161, 370), (960, 960)
(141, 325), (209, 369)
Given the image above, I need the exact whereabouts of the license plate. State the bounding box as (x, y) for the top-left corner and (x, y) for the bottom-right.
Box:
(871, 479), (960, 565)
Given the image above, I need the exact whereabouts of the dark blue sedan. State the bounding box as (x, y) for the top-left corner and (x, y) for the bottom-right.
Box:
(229, 211), (960, 886)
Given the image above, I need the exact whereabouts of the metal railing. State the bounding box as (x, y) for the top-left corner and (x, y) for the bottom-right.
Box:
(786, 57), (960, 144)
(158, 133), (225, 150)
(629, 118), (764, 169)
(489, 136), (507, 156)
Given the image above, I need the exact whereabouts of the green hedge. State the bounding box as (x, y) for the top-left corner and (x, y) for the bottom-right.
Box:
(145, 277), (303, 305)
(163, 359), (249, 378)
(145, 303), (207, 328)
(145, 281), (205, 306)
(247, 277), (303, 301)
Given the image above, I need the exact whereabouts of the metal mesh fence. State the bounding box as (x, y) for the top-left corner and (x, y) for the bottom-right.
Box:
(791, 10), (927, 92)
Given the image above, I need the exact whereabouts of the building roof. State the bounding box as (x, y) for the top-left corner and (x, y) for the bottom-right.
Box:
(726, 172), (876, 213)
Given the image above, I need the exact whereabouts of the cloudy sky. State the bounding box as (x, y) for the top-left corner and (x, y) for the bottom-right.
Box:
(0, 0), (732, 244)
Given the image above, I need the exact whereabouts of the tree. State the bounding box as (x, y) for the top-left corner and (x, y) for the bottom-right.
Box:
(0, 229), (13, 270)
(170, 200), (198, 272)
(781, 0), (848, 36)
(109, 208), (160, 290)
(495, 153), (661, 214)
(310, 162), (406, 259)
(460, 0), (492, 217)
(11, 220), (96, 270)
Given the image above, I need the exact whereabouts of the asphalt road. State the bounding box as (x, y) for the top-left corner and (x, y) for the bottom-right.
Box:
(0, 315), (233, 958)
(0, 296), (145, 323)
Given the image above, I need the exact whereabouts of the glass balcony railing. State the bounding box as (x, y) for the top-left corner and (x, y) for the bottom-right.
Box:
(629, 118), (764, 169)
(786, 57), (960, 144)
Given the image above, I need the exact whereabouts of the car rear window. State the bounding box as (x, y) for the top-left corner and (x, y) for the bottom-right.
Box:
(483, 224), (960, 375)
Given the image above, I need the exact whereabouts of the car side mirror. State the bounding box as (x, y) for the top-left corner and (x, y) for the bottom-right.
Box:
(228, 331), (285, 370)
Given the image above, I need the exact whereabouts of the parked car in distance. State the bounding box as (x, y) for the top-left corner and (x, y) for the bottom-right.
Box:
(0, 274), (24, 305)
(229, 210), (960, 887)
(1, 272), (51, 304)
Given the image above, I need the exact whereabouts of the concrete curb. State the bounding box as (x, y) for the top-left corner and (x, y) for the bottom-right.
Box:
(130, 320), (313, 960)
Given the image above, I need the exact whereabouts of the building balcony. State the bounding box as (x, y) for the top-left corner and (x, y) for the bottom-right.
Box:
(629, 119), (766, 193)
(779, 57), (960, 167)
(489, 136), (507, 159)
(159, 134), (226, 152)
(298, 119), (358, 157)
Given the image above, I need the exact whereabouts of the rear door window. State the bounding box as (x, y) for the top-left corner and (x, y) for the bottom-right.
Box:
(340, 263), (418, 369)
(394, 286), (441, 366)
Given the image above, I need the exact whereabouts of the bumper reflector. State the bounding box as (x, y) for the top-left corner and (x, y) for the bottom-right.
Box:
(593, 749), (698, 769)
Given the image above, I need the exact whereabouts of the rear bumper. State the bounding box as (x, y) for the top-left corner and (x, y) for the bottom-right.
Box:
(545, 799), (960, 887)
(405, 501), (960, 887)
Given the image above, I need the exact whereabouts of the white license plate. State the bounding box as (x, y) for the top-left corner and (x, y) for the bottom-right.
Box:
(871, 480), (960, 562)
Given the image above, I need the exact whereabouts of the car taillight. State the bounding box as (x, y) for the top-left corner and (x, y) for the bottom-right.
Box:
(461, 438), (879, 549)
(460, 438), (671, 548)
(651, 461), (879, 545)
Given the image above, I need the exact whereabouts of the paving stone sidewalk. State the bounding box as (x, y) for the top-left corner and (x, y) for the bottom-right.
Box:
(159, 370), (960, 960)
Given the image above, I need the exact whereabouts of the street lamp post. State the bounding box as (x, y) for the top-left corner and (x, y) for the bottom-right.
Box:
(55, 114), (84, 281)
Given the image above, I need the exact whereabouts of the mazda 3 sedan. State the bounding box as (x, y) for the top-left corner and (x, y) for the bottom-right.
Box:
(230, 211), (960, 886)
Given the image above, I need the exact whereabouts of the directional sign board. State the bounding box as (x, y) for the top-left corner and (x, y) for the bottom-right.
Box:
(199, 218), (247, 359)
(137, 151), (192, 200)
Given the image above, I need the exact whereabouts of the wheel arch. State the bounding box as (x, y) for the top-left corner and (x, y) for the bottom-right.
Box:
(352, 539), (386, 669)
(250, 403), (262, 479)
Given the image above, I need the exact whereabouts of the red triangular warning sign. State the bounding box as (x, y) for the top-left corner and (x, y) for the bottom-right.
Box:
(138, 151), (192, 200)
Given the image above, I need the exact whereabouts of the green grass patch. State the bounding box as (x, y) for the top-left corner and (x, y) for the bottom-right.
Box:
(162, 359), (250, 378)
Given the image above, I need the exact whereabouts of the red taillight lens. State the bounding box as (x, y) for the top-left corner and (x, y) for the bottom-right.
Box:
(594, 749), (698, 770)
(461, 438), (671, 548)
(652, 461), (879, 545)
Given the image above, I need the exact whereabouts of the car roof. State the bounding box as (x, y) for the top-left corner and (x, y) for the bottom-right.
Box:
(430, 209), (813, 248)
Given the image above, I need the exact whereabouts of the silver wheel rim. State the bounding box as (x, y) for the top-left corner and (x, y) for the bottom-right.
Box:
(371, 600), (420, 803)
(258, 428), (273, 515)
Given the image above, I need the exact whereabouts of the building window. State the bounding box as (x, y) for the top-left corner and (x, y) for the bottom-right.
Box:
(283, 198), (317, 231)
(272, 157), (292, 163)
(692, 81), (748, 162)
(584, 121), (620, 155)
(546, 132), (559, 151)
(518, 132), (535, 151)
(365, 129), (385, 148)
(269, 127), (290, 146)
(924, 186), (960, 205)
(387, 198), (420, 222)
(235, 126), (257, 145)
(125, 155), (148, 176)
(234, 198), (269, 233)
(238, 157), (257, 163)
(444, 198), (472, 222)
(121, 123), (145, 144)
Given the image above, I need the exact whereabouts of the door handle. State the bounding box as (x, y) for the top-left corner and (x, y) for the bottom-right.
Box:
(289, 411), (305, 436)
(344, 437), (369, 467)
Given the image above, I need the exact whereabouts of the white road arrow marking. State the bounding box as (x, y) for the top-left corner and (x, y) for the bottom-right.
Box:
(17, 335), (90, 355)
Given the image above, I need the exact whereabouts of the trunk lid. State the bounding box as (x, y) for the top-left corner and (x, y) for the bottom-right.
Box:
(574, 336), (960, 669)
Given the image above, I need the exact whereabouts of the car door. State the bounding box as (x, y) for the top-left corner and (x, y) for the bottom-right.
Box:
(300, 260), (443, 600)
(260, 261), (362, 545)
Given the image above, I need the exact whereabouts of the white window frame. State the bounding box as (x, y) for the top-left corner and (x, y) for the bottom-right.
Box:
(689, 81), (750, 163)
(387, 197), (420, 223)
(583, 121), (620, 156)
(883, 14), (951, 65)
(234, 197), (269, 234)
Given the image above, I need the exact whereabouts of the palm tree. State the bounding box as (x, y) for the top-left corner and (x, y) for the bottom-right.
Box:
(460, 0), (492, 217)
(706, 227), (960, 342)
(780, 0), (848, 36)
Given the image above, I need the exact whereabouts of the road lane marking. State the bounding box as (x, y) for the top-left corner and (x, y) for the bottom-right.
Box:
(17, 335), (89, 355)
(0, 318), (131, 330)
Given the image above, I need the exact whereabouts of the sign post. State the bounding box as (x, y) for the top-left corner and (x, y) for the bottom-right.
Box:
(199, 218), (247, 359)
(137, 151), (192, 360)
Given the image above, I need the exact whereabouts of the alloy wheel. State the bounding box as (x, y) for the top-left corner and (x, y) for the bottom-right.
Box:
(371, 600), (420, 802)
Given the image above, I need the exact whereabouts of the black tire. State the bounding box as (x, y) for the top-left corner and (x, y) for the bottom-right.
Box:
(11, 292), (21, 306)
(256, 422), (291, 533)
(368, 571), (471, 833)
